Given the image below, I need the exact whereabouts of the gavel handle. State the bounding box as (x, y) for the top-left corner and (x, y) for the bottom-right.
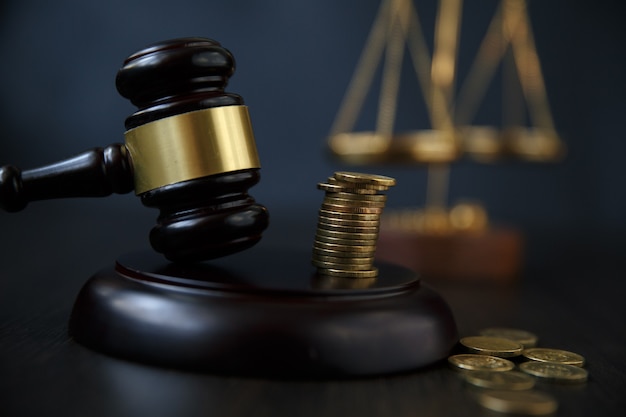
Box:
(0, 143), (134, 212)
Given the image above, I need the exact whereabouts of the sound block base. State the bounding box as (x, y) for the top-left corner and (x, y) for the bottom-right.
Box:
(69, 247), (457, 377)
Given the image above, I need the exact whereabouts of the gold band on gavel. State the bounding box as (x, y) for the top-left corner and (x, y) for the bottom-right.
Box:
(124, 105), (261, 194)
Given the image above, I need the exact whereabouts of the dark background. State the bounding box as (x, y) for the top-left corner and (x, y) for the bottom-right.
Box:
(0, 0), (624, 275)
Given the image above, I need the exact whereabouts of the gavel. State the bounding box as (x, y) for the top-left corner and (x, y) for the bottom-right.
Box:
(0, 37), (269, 263)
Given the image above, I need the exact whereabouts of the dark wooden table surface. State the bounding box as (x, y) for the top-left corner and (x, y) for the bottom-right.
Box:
(1, 201), (625, 416)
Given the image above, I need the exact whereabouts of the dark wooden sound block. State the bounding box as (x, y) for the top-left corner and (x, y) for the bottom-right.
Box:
(69, 247), (457, 377)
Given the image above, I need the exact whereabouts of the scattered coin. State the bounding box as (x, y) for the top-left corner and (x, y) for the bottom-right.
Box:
(523, 347), (585, 367)
(519, 361), (588, 383)
(448, 354), (515, 372)
(463, 370), (536, 390)
(479, 327), (538, 348)
(459, 336), (524, 357)
(477, 390), (558, 415)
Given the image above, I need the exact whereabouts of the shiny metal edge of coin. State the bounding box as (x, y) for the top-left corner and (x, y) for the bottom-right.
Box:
(333, 171), (396, 187)
(317, 221), (380, 233)
(313, 241), (377, 253)
(522, 348), (585, 367)
(321, 203), (384, 214)
(312, 255), (375, 264)
(447, 354), (515, 372)
(316, 267), (379, 278)
(312, 247), (377, 258)
(317, 215), (381, 227)
(460, 336), (524, 357)
(327, 192), (388, 202)
(318, 182), (381, 195)
(319, 209), (382, 220)
(519, 361), (588, 382)
(315, 228), (379, 240)
(323, 197), (387, 208)
(314, 234), (379, 246)
(328, 177), (390, 191)
(312, 259), (375, 271)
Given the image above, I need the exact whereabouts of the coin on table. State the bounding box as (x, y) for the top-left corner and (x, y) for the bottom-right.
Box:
(448, 354), (515, 372)
(479, 327), (538, 348)
(519, 361), (588, 383)
(477, 390), (558, 415)
(522, 347), (585, 367)
(463, 370), (535, 390)
(460, 336), (524, 357)
(334, 171), (397, 187)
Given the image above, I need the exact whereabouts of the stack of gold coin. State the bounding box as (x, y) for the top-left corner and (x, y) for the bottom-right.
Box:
(312, 171), (396, 279)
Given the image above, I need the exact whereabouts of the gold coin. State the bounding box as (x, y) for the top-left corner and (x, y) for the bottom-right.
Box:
(519, 361), (588, 383)
(319, 209), (381, 221)
(316, 267), (379, 279)
(313, 241), (376, 253)
(312, 247), (377, 258)
(329, 192), (387, 202)
(311, 259), (374, 271)
(321, 203), (384, 214)
(317, 221), (380, 234)
(479, 327), (538, 348)
(447, 354), (515, 372)
(318, 215), (380, 227)
(317, 182), (381, 195)
(315, 228), (379, 241)
(314, 234), (378, 246)
(334, 171), (396, 187)
(313, 255), (375, 264)
(463, 371), (535, 390)
(477, 390), (558, 415)
(522, 348), (585, 367)
(460, 336), (523, 357)
(324, 196), (387, 208)
(328, 176), (389, 191)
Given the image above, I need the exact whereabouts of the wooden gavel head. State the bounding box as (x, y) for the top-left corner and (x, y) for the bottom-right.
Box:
(117, 37), (269, 262)
(0, 37), (269, 263)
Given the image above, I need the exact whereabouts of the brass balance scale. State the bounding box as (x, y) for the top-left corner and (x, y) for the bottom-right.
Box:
(327, 0), (565, 282)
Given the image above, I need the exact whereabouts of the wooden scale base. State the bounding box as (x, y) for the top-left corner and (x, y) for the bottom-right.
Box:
(377, 227), (524, 283)
(69, 246), (458, 377)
